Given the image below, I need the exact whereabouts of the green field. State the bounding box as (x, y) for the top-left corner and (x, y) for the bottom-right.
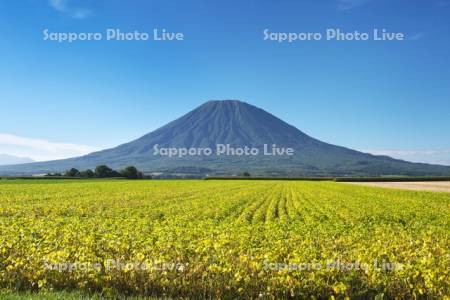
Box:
(0, 180), (449, 299)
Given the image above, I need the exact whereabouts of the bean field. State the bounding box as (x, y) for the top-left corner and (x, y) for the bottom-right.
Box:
(0, 180), (449, 299)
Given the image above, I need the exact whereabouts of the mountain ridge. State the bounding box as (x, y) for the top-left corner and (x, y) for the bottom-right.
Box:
(1, 100), (450, 177)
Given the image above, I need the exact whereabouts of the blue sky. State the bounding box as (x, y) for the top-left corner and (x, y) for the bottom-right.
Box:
(0, 0), (449, 164)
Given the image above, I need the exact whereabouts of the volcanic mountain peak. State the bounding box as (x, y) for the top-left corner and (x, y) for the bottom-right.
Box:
(1, 100), (450, 177)
(199, 99), (263, 113)
(130, 99), (310, 150)
(203, 99), (247, 105)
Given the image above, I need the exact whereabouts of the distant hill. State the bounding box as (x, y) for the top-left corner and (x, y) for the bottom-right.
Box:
(1, 100), (450, 177)
(0, 154), (34, 166)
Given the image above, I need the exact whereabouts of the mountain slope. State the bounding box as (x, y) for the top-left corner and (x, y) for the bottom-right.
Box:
(1, 100), (450, 176)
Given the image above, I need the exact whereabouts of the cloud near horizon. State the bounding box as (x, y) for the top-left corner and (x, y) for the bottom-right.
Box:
(0, 133), (100, 162)
(362, 149), (450, 166)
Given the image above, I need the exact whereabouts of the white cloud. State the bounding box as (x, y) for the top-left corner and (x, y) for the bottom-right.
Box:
(49, 0), (93, 19)
(430, 159), (450, 165)
(338, 0), (373, 10)
(363, 149), (449, 156)
(0, 133), (100, 162)
(361, 149), (450, 166)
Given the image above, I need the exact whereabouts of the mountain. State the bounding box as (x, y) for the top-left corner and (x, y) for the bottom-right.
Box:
(1, 100), (450, 177)
(0, 154), (34, 166)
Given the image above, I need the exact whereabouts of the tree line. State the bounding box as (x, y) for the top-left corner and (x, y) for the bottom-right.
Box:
(46, 165), (149, 179)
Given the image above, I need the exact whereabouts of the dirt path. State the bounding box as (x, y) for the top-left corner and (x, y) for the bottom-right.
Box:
(344, 181), (450, 193)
